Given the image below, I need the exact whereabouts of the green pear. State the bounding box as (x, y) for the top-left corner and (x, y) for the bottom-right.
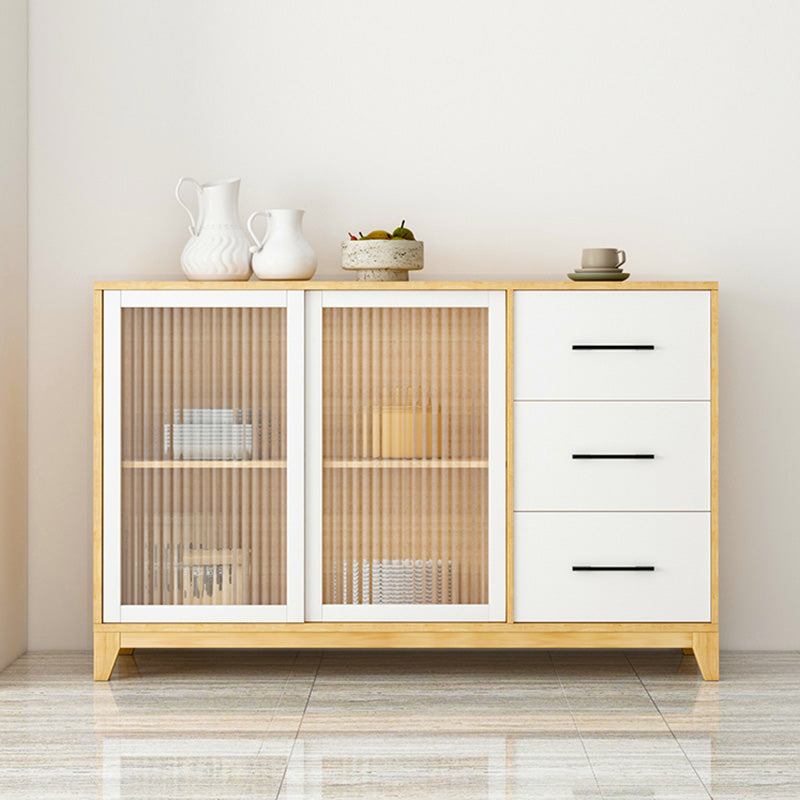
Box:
(391, 220), (415, 240)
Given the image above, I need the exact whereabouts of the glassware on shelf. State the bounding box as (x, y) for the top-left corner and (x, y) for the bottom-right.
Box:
(334, 558), (453, 604)
(153, 542), (248, 603)
(361, 388), (442, 459)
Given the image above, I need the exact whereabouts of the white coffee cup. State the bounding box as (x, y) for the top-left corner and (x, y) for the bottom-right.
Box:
(582, 248), (626, 269)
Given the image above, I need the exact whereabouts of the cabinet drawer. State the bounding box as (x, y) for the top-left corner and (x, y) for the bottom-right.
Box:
(514, 402), (710, 511)
(513, 512), (711, 622)
(514, 291), (710, 400)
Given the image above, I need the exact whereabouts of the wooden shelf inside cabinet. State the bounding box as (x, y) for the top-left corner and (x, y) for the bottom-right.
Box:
(323, 459), (488, 469)
(181, 548), (244, 567)
(121, 461), (286, 469)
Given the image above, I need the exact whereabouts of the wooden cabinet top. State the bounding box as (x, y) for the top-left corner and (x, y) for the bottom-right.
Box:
(95, 280), (717, 291)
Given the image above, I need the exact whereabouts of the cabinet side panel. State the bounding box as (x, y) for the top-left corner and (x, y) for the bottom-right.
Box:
(505, 289), (514, 622)
(102, 292), (122, 622)
(711, 290), (719, 625)
(304, 292), (323, 620)
(487, 292), (506, 621)
(286, 292), (305, 622)
(93, 291), (104, 624)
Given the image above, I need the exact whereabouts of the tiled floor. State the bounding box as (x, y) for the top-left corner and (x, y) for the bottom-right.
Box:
(1, 650), (798, 799)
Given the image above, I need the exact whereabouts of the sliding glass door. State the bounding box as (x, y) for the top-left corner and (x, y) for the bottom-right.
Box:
(103, 291), (304, 622)
(305, 291), (506, 622)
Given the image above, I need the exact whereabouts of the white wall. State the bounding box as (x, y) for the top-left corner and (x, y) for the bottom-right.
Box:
(28, 0), (800, 649)
(0, 0), (28, 669)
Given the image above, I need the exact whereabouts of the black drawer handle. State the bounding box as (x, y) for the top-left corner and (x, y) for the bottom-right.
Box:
(573, 566), (655, 572)
(572, 344), (655, 350)
(572, 453), (654, 460)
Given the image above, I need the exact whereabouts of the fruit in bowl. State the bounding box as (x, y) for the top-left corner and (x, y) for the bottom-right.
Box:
(342, 221), (424, 281)
(391, 221), (415, 240)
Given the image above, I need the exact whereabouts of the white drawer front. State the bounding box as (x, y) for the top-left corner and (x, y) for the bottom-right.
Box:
(513, 512), (711, 622)
(514, 291), (710, 400)
(514, 402), (710, 511)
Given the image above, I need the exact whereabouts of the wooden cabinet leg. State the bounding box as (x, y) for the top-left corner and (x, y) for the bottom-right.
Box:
(692, 632), (719, 681)
(119, 648), (134, 655)
(682, 647), (693, 655)
(94, 632), (121, 681)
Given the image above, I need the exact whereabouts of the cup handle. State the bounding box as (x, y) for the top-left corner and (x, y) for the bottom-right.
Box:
(247, 211), (270, 254)
(617, 249), (627, 268)
(175, 177), (202, 236)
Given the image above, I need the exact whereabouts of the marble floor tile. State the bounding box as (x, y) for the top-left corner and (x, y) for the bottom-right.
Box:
(507, 734), (603, 798)
(551, 649), (641, 681)
(303, 649), (570, 736)
(580, 734), (713, 799)
(276, 732), (602, 799)
(559, 681), (672, 735)
(0, 769), (104, 800)
(1, 650), (800, 799)
(625, 649), (708, 683)
(670, 729), (800, 799)
(301, 678), (572, 734)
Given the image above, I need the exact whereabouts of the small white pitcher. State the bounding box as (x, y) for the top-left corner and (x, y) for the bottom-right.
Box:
(247, 209), (317, 281)
(175, 177), (252, 280)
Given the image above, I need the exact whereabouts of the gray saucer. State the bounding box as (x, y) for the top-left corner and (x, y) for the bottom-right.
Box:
(568, 271), (630, 282)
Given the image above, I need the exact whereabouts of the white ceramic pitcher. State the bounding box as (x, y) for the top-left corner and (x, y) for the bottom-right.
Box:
(247, 209), (317, 280)
(175, 177), (252, 280)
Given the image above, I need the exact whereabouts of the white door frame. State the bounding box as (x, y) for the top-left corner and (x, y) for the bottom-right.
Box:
(102, 289), (304, 623)
(304, 290), (506, 622)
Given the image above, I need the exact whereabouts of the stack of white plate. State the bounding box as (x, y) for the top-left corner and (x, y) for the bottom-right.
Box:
(164, 408), (253, 460)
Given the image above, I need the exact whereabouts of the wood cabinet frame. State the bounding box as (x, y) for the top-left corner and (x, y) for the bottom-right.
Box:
(93, 281), (718, 681)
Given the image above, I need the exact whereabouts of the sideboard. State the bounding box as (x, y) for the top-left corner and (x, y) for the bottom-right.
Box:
(93, 281), (718, 680)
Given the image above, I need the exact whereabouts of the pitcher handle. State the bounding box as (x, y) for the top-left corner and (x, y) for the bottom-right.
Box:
(247, 211), (271, 253)
(175, 177), (202, 236)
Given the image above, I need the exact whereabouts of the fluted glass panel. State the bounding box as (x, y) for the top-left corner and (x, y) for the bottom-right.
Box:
(322, 307), (488, 605)
(120, 307), (286, 606)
